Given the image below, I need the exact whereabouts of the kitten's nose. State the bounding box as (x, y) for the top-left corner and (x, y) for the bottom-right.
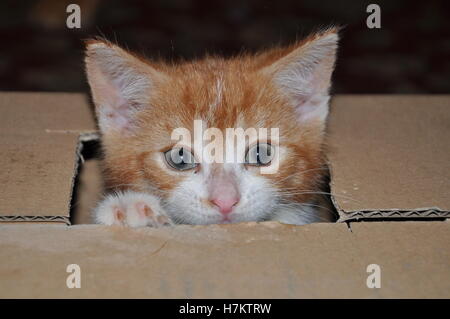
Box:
(210, 197), (239, 215)
(208, 168), (240, 215)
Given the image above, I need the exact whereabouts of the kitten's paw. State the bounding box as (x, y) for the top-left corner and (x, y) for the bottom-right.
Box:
(94, 191), (173, 227)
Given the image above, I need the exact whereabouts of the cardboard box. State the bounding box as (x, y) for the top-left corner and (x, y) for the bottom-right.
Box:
(0, 92), (449, 298)
(328, 95), (450, 221)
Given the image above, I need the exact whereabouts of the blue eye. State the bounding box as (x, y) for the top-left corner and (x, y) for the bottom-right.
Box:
(164, 147), (197, 171)
(245, 143), (274, 166)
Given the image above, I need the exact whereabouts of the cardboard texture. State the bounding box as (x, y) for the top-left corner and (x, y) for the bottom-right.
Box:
(0, 92), (96, 223)
(0, 92), (449, 298)
(327, 95), (450, 221)
(0, 221), (448, 298)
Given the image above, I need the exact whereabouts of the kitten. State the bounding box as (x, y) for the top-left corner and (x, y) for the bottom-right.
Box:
(85, 28), (339, 227)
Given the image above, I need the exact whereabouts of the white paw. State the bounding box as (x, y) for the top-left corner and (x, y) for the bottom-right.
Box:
(94, 191), (173, 227)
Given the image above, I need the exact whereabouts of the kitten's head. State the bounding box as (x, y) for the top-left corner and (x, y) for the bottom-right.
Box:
(85, 28), (339, 225)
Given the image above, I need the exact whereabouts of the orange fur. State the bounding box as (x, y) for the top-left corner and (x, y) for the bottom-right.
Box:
(85, 28), (338, 217)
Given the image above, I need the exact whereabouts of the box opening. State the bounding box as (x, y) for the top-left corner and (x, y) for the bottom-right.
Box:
(69, 138), (339, 226)
(68, 136), (449, 226)
(70, 137), (103, 225)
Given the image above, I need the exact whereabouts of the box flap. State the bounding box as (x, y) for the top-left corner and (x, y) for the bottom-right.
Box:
(0, 132), (79, 222)
(2, 93), (449, 223)
(0, 92), (96, 134)
(0, 92), (96, 223)
(0, 221), (448, 298)
(327, 95), (450, 221)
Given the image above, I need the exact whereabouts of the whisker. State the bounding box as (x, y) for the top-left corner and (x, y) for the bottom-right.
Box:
(276, 190), (359, 203)
(270, 167), (330, 183)
(274, 203), (331, 222)
(288, 201), (336, 215)
(103, 182), (172, 195)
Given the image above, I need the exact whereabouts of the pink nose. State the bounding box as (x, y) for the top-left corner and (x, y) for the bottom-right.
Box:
(210, 197), (239, 215)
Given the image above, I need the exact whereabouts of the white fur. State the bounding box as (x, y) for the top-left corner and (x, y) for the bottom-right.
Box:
(94, 159), (330, 227)
(94, 191), (172, 227)
(160, 163), (278, 225)
(272, 202), (333, 225)
(94, 187), (329, 227)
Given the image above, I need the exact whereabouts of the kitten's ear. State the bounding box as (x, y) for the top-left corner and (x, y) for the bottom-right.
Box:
(262, 28), (339, 124)
(85, 40), (165, 134)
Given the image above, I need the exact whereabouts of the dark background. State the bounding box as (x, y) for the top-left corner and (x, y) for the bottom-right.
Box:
(1, 0), (449, 93)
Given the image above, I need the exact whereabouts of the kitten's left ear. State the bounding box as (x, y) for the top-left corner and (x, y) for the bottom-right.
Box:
(262, 28), (339, 124)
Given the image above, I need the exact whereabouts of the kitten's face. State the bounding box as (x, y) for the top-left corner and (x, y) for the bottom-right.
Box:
(85, 28), (338, 225)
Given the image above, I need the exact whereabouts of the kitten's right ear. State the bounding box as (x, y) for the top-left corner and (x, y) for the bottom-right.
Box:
(260, 28), (339, 125)
(85, 40), (165, 134)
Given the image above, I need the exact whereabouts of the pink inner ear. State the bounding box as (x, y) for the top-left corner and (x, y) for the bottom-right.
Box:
(95, 72), (137, 133)
(104, 101), (134, 131)
(86, 42), (155, 134)
(288, 63), (332, 124)
(294, 93), (329, 123)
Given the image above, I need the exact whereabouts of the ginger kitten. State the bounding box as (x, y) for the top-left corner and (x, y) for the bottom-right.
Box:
(85, 28), (339, 227)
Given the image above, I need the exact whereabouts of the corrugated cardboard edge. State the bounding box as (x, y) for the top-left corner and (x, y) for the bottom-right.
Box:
(326, 158), (450, 222)
(336, 208), (450, 222)
(0, 131), (100, 225)
(0, 216), (70, 223)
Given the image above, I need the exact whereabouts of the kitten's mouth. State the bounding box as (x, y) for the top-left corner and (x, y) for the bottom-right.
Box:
(218, 216), (232, 224)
